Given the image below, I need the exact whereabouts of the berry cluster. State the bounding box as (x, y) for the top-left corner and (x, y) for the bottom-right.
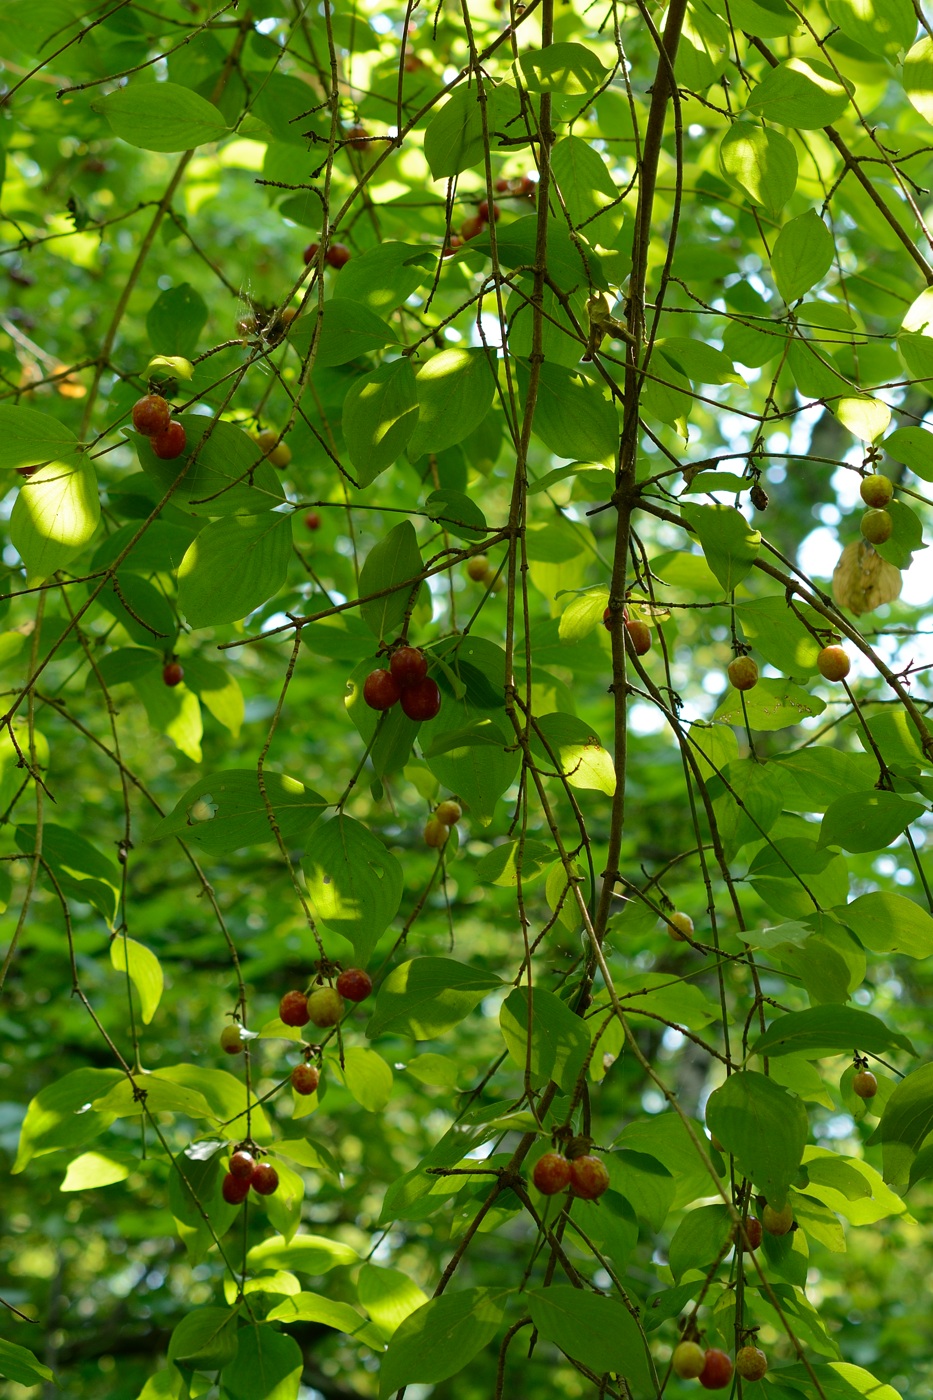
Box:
(303, 242), (351, 269)
(532, 1150), (610, 1201)
(131, 393), (187, 461)
(673, 1340), (768, 1387)
(424, 799), (462, 848)
(602, 606), (652, 656)
(222, 1150), (279, 1204)
(363, 647), (441, 722)
(859, 473), (894, 544)
(253, 428), (291, 469)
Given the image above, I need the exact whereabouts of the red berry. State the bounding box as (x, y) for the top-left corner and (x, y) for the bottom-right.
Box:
(16, 465), (38, 477)
(220, 1024), (243, 1055)
(305, 511), (321, 530)
(533, 1152), (571, 1195)
(400, 676), (441, 722)
(603, 606), (612, 630)
(279, 990), (310, 1027)
(251, 1163), (279, 1196)
(442, 235), (463, 257)
(345, 125), (370, 148)
(222, 1172), (251, 1205)
(477, 200), (499, 222)
(699, 1349), (733, 1390)
(151, 421), (187, 460)
(303, 242), (319, 265)
(460, 215), (485, 241)
(495, 178), (510, 193)
(390, 646), (428, 688)
(363, 668), (401, 711)
(741, 1217), (762, 1251)
(569, 1155), (609, 1200)
(229, 1151), (255, 1181)
(307, 986), (344, 1027)
(291, 1063), (320, 1095)
(853, 1069), (878, 1099)
(162, 661), (184, 687)
(518, 175), (537, 196)
(735, 1346), (768, 1382)
(336, 968), (372, 1002)
(326, 243), (351, 268)
(625, 619), (651, 656)
(132, 394), (172, 436)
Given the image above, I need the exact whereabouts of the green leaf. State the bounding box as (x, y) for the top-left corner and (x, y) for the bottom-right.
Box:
(499, 987), (590, 1094)
(336, 242), (433, 313)
(267, 1293), (384, 1349)
(772, 1363), (902, 1400)
(60, 1150), (131, 1192)
(133, 671), (203, 763)
(378, 1288), (508, 1399)
(93, 82), (230, 151)
(146, 283), (208, 358)
(131, 416), (285, 515)
(903, 37), (933, 123)
(111, 937), (164, 1025)
(422, 86), (486, 178)
(680, 503), (760, 591)
(246, 1233), (359, 1275)
(425, 489), (488, 542)
(734, 595), (822, 673)
(343, 359), (419, 484)
(0, 403), (79, 472)
(836, 891), (933, 959)
(167, 1308), (238, 1369)
(16, 822), (120, 925)
(746, 837), (848, 919)
(96, 572), (176, 647)
(529, 363), (619, 462)
(13, 1067), (122, 1172)
(550, 136), (620, 237)
(719, 121), (797, 214)
(527, 1287), (654, 1394)
(746, 58), (852, 128)
(0, 1338), (55, 1387)
(181, 656), (244, 737)
(367, 957), (503, 1039)
(11, 458), (100, 577)
(149, 769), (326, 853)
(531, 712), (616, 794)
(558, 589), (608, 642)
(835, 396), (892, 444)
(358, 1263), (428, 1338)
(177, 512), (292, 627)
(358, 519), (424, 641)
(751, 1006), (916, 1059)
(519, 42), (609, 94)
(818, 790), (924, 852)
(706, 1071), (809, 1209)
(714, 676), (826, 730)
(220, 1326), (303, 1400)
(408, 348), (497, 457)
(774, 748), (876, 811)
(333, 1046), (394, 1112)
(302, 815), (403, 962)
(883, 425), (933, 480)
(829, 0), (915, 54)
(668, 1204), (734, 1281)
(289, 298), (397, 367)
(770, 211), (835, 304)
